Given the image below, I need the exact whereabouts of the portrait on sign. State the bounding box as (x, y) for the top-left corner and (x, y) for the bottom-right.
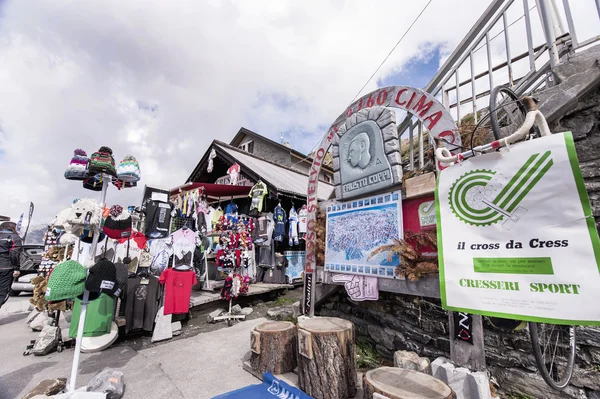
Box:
(338, 120), (392, 199)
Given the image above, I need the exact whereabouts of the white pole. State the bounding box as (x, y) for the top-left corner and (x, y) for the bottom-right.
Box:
(68, 175), (109, 393)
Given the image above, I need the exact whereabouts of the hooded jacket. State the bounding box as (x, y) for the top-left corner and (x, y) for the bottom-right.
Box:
(0, 229), (23, 271)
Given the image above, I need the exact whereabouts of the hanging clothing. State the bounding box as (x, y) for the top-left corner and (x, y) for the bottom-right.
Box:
(69, 294), (115, 338)
(249, 181), (268, 214)
(253, 213), (273, 245)
(123, 275), (161, 334)
(273, 205), (287, 242)
(143, 200), (174, 239)
(159, 268), (197, 315)
(298, 205), (308, 234)
(171, 228), (196, 268)
(288, 207), (299, 246)
(212, 208), (224, 230)
(148, 238), (173, 275)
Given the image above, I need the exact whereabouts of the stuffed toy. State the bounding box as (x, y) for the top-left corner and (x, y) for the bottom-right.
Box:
(67, 198), (102, 227)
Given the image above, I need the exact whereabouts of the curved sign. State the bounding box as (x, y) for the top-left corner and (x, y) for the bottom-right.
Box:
(303, 85), (459, 316)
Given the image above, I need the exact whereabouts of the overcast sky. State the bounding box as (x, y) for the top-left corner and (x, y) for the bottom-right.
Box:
(0, 0), (597, 226)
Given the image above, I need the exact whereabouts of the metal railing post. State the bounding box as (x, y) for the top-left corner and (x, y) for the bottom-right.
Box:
(561, 0), (578, 48)
(409, 121), (415, 171)
(523, 0), (536, 71)
(418, 122), (424, 169)
(455, 70), (461, 124)
(486, 31), (494, 92)
(470, 52), (478, 123)
(537, 0), (560, 68)
(502, 12), (514, 86)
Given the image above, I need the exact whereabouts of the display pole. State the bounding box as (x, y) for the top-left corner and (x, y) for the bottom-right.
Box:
(68, 175), (109, 393)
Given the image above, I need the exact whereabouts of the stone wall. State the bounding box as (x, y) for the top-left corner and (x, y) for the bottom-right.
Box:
(318, 291), (600, 398)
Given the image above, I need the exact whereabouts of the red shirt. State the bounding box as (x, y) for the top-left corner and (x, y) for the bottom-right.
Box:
(159, 268), (197, 315)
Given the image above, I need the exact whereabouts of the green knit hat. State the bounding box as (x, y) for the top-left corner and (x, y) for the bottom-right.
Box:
(45, 260), (87, 301)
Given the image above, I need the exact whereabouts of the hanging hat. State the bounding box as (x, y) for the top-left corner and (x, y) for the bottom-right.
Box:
(45, 260), (86, 301)
(64, 149), (89, 181)
(80, 228), (106, 244)
(111, 177), (137, 190)
(88, 146), (117, 177)
(83, 174), (104, 191)
(117, 155), (141, 182)
(113, 262), (128, 297)
(102, 205), (132, 240)
(85, 259), (119, 297)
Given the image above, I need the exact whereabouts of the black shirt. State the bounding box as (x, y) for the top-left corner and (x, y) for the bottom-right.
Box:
(143, 200), (174, 239)
(123, 275), (160, 334)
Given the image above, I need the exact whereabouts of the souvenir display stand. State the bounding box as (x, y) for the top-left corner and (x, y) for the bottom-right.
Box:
(69, 176), (109, 393)
(212, 296), (246, 326)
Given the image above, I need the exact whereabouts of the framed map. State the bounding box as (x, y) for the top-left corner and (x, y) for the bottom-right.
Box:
(325, 191), (403, 278)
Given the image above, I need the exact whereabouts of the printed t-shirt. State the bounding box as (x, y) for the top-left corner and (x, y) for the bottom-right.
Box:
(159, 268), (197, 315)
(148, 238), (173, 274)
(69, 294), (115, 338)
(123, 275), (160, 334)
(249, 182), (268, 213)
(298, 206), (308, 233)
(288, 207), (299, 246)
(171, 228), (196, 267)
(144, 200), (174, 239)
(273, 205), (287, 241)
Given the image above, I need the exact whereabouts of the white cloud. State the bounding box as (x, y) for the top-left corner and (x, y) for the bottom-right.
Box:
(0, 0), (594, 224)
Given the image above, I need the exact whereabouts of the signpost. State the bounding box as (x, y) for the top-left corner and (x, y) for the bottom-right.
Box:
(304, 85), (459, 316)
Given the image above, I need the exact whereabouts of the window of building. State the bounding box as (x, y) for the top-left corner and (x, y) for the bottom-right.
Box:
(239, 141), (254, 154)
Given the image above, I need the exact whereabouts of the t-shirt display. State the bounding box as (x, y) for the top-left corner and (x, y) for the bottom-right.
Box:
(298, 205), (308, 234)
(171, 228), (196, 267)
(249, 181), (268, 214)
(273, 205), (287, 242)
(159, 268), (197, 315)
(288, 207), (299, 246)
(143, 200), (174, 239)
(69, 294), (115, 338)
(254, 214), (273, 245)
(148, 238), (173, 275)
(123, 275), (161, 334)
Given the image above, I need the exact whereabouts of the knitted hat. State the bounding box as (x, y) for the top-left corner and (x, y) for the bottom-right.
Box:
(83, 174), (103, 191)
(102, 205), (132, 239)
(113, 262), (128, 297)
(85, 259), (119, 297)
(117, 155), (141, 182)
(64, 149), (89, 181)
(88, 146), (117, 177)
(45, 260), (86, 301)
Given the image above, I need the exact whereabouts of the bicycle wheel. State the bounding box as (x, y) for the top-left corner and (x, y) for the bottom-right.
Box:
(489, 86), (530, 140)
(529, 322), (576, 390)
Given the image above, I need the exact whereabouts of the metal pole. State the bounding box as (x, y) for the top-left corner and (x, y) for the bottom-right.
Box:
(469, 52), (478, 123)
(523, 0), (536, 71)
(455, 70), (461, 124)
(409, 120), (415, 170)
(502, 12), (514, 87)
(596, 0), (600, 22)
(418, 122), (424, 169)
(69, 175), (109, 392)
(549, 0), (566, 37)
(537, 0), (560, 68)
(561, 0), (578, 48)
(485, 31), (494, 93)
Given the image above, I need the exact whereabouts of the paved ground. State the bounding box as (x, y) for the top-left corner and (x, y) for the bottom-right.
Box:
(0, 290), (297, 399)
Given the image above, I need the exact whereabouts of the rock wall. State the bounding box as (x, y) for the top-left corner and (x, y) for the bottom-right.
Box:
(318, 291), (600, 398)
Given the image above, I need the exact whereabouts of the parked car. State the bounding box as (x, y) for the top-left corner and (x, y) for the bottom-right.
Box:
(10, 244), (44, 296)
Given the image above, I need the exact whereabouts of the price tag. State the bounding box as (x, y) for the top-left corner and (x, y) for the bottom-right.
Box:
(140, 278), (149, 285)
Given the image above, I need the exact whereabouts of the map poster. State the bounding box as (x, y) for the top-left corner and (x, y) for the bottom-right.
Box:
(437, 132), (600, 325)
(325, 191), (403, 278)
(284, 251), (305, 283)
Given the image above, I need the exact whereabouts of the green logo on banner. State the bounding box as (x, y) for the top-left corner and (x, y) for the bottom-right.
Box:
(448, 151), (553, 228)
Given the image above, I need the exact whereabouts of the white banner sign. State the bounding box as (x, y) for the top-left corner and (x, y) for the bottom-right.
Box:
(437, 132), (600, 325)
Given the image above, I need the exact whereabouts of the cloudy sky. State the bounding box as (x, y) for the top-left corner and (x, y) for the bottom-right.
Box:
(0, 0), (597, 226)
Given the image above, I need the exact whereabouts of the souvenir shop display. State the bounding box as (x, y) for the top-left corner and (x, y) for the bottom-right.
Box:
(288, 206), (299, 247)
(88, 146), (117, 177)
(273, 203), (286, 242)
(248, 180), (268, 216)
(116, 155), (141, 182)
(159, 266), (197, 315)
(298, 204), (308, 238)
(123, 270), (161, 334)
(83, 174), (104, 191)
(214, 273), (249, 325)
(142, 197), (174, 239)
(64, 149), (89, 181)
(102, 205), (132, 239)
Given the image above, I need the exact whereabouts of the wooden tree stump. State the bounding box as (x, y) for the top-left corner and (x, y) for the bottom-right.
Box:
(363, 367), (456, 399)
(297, 317), (357, 399)
(250, 321), (297, 375)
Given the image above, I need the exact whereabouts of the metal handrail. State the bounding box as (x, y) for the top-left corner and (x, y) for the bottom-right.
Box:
(400, 0), (600, 171)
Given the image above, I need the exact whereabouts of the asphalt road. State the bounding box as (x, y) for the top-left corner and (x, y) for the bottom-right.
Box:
(0, 298), (264, 399)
